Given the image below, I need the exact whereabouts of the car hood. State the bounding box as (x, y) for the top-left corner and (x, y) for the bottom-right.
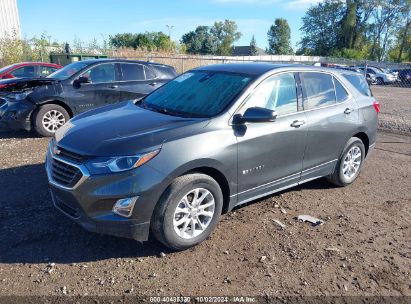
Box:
(0, 77), (57, 92)
(55, 101), (208, 157)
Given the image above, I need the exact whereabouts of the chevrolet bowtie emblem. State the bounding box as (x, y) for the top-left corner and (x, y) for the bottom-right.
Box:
(53, 147), (61, 155)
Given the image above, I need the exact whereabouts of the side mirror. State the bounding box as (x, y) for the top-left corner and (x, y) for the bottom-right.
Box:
(74, 76), (90, 87)
(233, 107), (277, 124)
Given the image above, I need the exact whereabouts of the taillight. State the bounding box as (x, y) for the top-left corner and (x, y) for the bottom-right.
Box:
(373, 101), (380, 113)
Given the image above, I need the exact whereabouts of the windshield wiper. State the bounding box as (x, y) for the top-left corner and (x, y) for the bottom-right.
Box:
(139, 102), (181, 117)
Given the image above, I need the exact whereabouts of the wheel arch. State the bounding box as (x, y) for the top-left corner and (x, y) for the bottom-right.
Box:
(35, 99), (74, 118)
(352, 131), (370, 156)
(180, 166), (231, 214)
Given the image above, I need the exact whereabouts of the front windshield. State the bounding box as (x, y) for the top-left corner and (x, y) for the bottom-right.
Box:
(142, 71), (253, 118)
(47, 61), (89, 80)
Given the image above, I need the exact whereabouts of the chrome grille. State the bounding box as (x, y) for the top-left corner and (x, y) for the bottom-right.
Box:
(57, 146), (88, 163)
(51, 158), (83, 188)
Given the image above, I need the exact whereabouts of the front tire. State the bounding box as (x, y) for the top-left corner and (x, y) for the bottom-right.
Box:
(376, 77), (385, 85)
(151, 173), (223, 250)
(327, 137), (365, 187)
(34, 104), (70, 137)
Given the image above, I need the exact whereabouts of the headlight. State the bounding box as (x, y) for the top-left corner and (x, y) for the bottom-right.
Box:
(86, 149), (160, 174)
(7, 91), (32, 101)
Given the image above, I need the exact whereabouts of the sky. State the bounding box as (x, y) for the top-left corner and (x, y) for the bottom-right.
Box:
(17, 0), (323, 51)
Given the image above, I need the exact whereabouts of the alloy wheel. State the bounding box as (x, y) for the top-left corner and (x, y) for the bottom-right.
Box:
(342, 146), (362, 179)
(42, 110), (66, 132)
(173, 188), (215, 239)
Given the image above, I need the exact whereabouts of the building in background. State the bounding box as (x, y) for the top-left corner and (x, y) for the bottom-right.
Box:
(0, 0), (21, 39)
(232, 46), (267, 56)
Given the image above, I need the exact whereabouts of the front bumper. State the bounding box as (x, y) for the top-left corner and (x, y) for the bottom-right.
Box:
(46, 149), (170, 242)
(0, 98), (34, 131)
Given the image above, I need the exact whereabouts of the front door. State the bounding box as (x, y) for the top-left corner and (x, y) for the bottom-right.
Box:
(69, 62), (121, 113)
(235, 72), (307, 204)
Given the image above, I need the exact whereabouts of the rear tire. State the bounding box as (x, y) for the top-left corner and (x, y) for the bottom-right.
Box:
(151, 173), (223, 250)
(327, 137), (365, 187)
(34, 104), (70, 137)
(376, 77), (384, 85)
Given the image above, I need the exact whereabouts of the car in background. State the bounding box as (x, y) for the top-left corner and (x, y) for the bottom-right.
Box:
(380, 67), (399, 81)
(357, 66), (396, 85)
(46, 63), (378, 250)
(0, 59), (177, 136)
(0, 62), (62, 79)
(397, 68), (411, 85)
(338, 66), (377, 85)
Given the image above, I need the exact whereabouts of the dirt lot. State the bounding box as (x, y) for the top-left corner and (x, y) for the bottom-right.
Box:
(372, 85), (411, 135)
(0, 129), (409, 299)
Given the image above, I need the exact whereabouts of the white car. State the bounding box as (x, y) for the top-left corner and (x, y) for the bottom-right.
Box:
(359, 67), (396, 85)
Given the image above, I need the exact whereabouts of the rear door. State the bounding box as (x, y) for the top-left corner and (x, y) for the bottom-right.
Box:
(118, 63), (162, 101)
(236, 72), (307, 203)
(299, 71), (359, 182)
(68, 62), (121, 113)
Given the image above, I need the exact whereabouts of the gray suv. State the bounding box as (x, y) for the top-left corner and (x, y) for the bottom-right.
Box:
(46, 63), (379, 250)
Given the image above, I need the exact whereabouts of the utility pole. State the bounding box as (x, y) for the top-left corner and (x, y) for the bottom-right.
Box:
(166, 25), (174, 39)
(166, 25), (174, 52)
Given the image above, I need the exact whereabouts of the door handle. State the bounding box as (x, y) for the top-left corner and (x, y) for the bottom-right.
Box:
(109, 85), (119, 89)
(344, 108), (354, 114)
(149, 82), (157, 86)
(290, 120), (306, 128)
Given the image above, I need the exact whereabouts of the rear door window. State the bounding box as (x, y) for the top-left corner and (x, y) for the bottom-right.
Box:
(121, 63), (145, 81)
(300, 72), (336, 110)
(342, 73), (371, 96)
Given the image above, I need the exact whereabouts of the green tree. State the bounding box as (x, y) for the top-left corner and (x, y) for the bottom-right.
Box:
(211, 20), (242, 55)
(250, 35), (257, 55)
(181, 26), (217, 54)
(388, 0), (411, 62)
(109, 32), (173, 52)
(267, 18), (293, 55)
(298, 0), (344, 56)
(369, 0), (407, 61)
(338, 0), (374, 50)
(109, 33), (135, 49)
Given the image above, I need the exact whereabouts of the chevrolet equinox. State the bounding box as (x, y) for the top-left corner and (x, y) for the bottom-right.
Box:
(46, 63), (379, 250)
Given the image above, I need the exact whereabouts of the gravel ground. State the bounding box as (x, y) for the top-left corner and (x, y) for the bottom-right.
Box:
(0, 130), (410, 299)
(372, 85), (411, 135)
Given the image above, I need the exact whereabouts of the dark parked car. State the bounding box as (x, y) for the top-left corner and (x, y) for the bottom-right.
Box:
(0, 62), (62, 80)
(0, 59), (177, 136)
(398, 68), (411, 85)
(46, 63), (379, 250)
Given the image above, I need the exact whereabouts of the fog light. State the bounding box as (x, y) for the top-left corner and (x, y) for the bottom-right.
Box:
(113, 197), (138, 218)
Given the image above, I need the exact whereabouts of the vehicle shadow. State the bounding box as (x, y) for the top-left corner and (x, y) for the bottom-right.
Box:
(0, 163), (168, 265)
(0, 130), (40, 139)
(0, 163), (332, 264)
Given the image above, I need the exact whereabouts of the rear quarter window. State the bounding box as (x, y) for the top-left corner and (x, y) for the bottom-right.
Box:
(152, 65), (177, 79)
(333, 77), (349, 102)
(342, 73), (372, 97)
